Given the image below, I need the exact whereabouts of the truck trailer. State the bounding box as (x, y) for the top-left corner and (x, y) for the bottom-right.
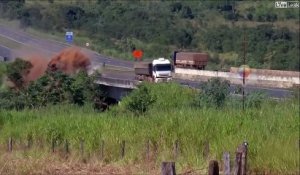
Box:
(134, 58), (172, 83)
(173, 51), (209, 70)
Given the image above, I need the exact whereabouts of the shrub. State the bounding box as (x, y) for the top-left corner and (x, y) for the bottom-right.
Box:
(0, 69), (105, 110)
(246, 13), (253, 21)
(0, 63), (6, 87)
(194, 78), (230, 108)
(5, 58), (32, 90)
(124, 83), (156, 115)
(25, 70), (101, 107)
(148, 82), (195, 109)
(245, 91), (266, 109)
(70, 71), (95, 106)
(291, 86), (300, 101)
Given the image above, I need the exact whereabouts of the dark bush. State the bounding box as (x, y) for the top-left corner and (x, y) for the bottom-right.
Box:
(170, 2), (182, 13)
(245, 91), (266, 109)
(0, 66), (105, 110)
(5, 58), (32, 90)
(125, 84), (156, 115)
(194, 78), (230, 108)
(181, 6), (194, 19)
(246, 13), (253, 20)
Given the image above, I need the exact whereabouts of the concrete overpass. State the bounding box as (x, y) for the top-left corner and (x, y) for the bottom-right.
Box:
(95, 77), (137, 101)
(95, 77), (137, 89)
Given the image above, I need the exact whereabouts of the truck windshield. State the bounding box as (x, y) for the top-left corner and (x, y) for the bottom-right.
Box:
(154, 64), (171, 71)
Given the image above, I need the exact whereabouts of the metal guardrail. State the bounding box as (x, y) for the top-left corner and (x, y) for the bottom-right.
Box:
(95, 76), (137, 89)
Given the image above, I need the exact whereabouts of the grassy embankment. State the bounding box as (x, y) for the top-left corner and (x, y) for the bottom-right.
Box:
(0, 83), (298, 174)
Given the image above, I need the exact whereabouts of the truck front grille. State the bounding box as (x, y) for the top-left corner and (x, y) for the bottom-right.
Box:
(158, 74), (169, 77)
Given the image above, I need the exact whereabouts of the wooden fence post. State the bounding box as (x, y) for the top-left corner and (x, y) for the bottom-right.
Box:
(8, 137), (12, 152)
(146, 139), (150, 161)
(208, 160), (219, 175)
(100, 140), (104, 160)
(241, 143), (248, 175)
(161, 162), (176, 175)
(51, 139), (55, 153)
(153, 141), (158, 158)
(80, 139), (84, 157)
(27, 137), (32, 149)
(203, 140), (209, 159)
(234, 151), (241, 175)
(64, 139), (69, 154)
(223, 152), (230, 175)
(121, 140), (125, 159)
(173, 140), (179, 160)
(234, 142), (248, 175)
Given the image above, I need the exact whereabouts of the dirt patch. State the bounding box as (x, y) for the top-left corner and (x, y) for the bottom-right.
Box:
(0, 153), (159, 175)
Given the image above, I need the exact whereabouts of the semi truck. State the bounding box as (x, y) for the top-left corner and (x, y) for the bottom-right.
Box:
(134, 58), (172, 83)
(173, 51), (209, 70)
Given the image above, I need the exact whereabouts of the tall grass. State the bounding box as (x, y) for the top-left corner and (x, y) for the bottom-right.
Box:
(0, 83), (298, 173)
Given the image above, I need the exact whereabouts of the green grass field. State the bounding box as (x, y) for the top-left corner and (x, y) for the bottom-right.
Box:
(0, 83), (298, 174)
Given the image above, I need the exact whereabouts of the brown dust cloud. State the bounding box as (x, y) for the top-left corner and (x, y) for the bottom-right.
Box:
(8, 47), (91, 87)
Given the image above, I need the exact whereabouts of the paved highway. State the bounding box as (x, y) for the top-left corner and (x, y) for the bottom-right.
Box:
(0, 25), (133, 68)
(0, 24), (293, 98)
(0, 45), (11, 59)
(176, 79), (292, 98)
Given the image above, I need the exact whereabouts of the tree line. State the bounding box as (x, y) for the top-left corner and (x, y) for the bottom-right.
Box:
(0, 0), (299, 71)
(0, 59), (271, 112)
(0, 59), (109, 110)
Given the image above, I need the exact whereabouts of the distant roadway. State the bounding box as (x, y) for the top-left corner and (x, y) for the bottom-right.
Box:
(0, 25), (293, 98)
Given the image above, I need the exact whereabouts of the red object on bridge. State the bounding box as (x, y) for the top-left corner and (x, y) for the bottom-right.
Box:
(132, 50), (143, 60)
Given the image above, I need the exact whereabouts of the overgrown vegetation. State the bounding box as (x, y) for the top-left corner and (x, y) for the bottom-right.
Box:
(0, 1), (299, 169)
(0, 0), (299, 70)
(0, 62), (6, 87)
(0, 60), (105, 110)
(124, 84), (156, 115)
(6, 58), (32, 89)
(194, 78), (230, 108)
(0, 81), (298, 174)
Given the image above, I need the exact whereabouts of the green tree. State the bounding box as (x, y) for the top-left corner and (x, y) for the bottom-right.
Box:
(194, 78), (230, 108)
(6, 58), (32, 90)
(70, 70), (97, 106)
(0, 89), (26, 110)
(181, 5), (194, 19)
(125, 84), (156, 115)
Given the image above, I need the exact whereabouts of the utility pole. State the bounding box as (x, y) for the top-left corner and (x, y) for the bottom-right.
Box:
(242, 28), (247, 111)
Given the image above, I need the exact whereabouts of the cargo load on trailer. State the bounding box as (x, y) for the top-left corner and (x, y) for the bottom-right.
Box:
(173, 51), (209, 70)
(134, 58), (172, 83)
(134, 61), (152, 76)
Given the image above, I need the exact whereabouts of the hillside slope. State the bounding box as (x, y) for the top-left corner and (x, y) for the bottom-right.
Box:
(0, 0), (299, 71)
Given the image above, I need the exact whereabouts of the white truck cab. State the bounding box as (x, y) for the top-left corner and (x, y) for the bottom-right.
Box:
(152, 58), (172, 82)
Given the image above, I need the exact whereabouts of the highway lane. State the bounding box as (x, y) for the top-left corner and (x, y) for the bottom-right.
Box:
(0, 45), (11, 59)
(0, 25), (293, 98)
(176, 79), (293, 98)
(0, 24), (133, 68)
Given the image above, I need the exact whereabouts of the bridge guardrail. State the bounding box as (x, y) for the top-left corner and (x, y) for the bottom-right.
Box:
(96, 76), (137, 88)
